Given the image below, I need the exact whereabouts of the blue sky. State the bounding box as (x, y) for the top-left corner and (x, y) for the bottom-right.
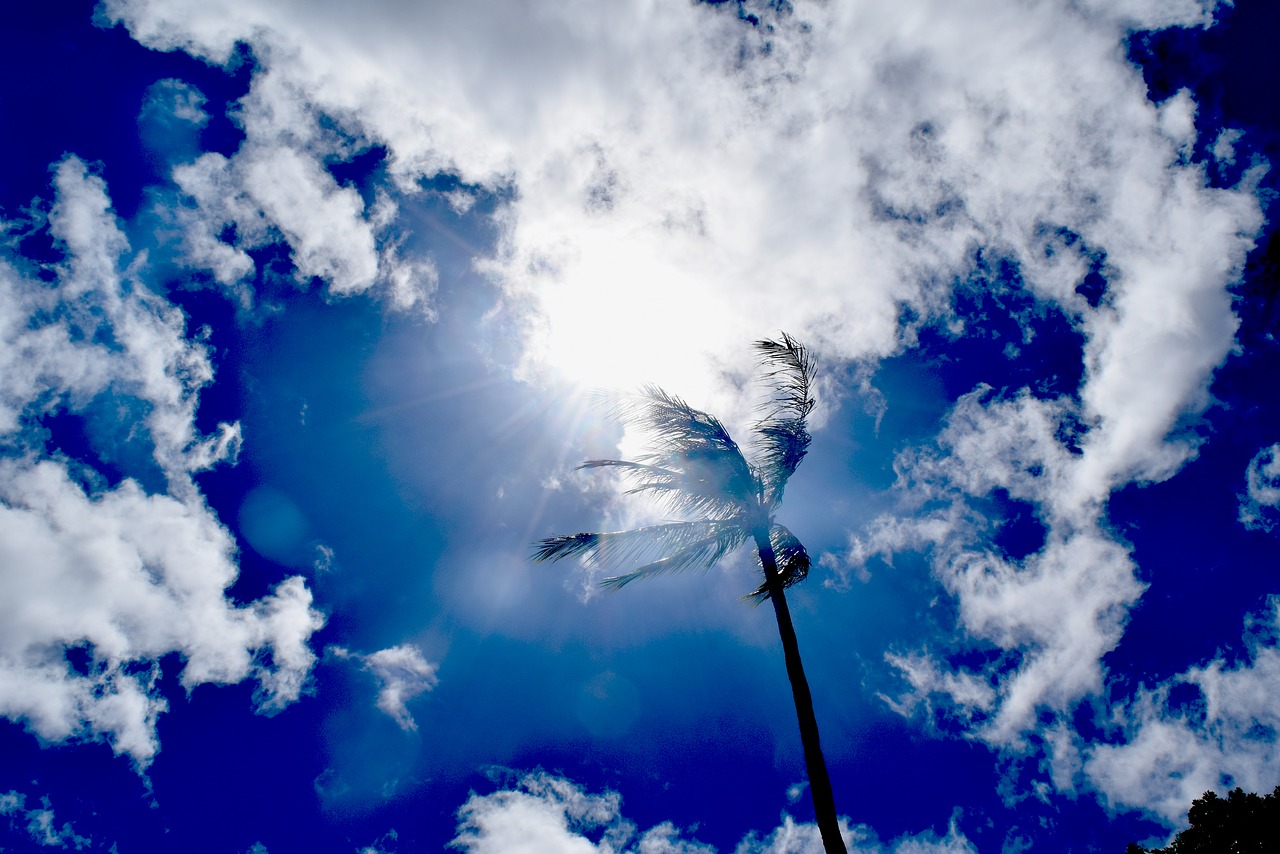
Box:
(1, 1), (1278, 851)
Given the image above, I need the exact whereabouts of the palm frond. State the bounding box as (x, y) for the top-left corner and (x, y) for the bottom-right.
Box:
(751, 333), (815, 506)
(743, 523), (812, 604)
(531, 520), (738, 568)
(599, 524), (751, 590)
(577, 458), (747, 520)
(609, 386), (761, 506)
(586, 386), (763, 517)
(536, 348), (818, 600)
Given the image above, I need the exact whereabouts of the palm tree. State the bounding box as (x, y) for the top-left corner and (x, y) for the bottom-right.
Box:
(533, 333), (845, 854)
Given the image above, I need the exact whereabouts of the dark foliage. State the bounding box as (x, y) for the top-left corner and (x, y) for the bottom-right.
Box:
(1126, 786), (1280, 853)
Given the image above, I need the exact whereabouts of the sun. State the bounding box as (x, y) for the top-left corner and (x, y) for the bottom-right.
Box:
(531, 235), (727, 403)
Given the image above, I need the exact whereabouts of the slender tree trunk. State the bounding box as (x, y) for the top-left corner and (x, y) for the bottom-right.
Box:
(754, 530), (846, 854)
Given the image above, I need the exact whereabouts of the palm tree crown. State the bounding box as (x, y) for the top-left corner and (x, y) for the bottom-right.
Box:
(532, 333), (815, 601)
(533, 333), (846, 854)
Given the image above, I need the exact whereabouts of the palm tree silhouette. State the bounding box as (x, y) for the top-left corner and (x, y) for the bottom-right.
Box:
(533, 334), (845, 853)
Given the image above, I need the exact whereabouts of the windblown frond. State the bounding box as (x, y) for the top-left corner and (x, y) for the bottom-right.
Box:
(609, 385), (760, 508)
(579, 458), (748, 521)
(534, 520), (749, 591)
(751, 333), (815, 507)
(744, 523), (812, 604)
(532, 520), (737, 569)
(598, 524), (751, 590)
(536, 334), (818, 601)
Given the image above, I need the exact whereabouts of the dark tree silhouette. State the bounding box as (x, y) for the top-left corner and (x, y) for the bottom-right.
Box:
(533, 334), (846, 854)
(1126, 786), (1280, 853)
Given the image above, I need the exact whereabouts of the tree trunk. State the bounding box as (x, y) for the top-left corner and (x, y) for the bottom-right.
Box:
(754, 530), (846, 854)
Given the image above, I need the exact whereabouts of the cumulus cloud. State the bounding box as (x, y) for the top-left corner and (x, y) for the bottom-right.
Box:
(879, 650), (997, 727)
(173, 142), (381, 291)
(145, 68), (439, 311)
(0, 157), (322, 764)
(945, 533), (1146, 744)
(451, 772), (973, 854)
(2, 157), (239, 491)
(357, 829), (400, 854)
(99, 0), (1261, 553)
(332, 643), (439, 731)
(99, 0), (1256, 393)
(450, 771), (660, 854)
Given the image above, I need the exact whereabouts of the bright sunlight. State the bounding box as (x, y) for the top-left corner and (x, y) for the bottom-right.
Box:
(530, 230), (730, 404)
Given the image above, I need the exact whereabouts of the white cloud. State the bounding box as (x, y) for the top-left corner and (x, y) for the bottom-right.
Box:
(633, 824), (718, 854)
(1213, 128), (1245, 166)
(736, 814), (870, 854)
(21, 157), (244, 495)
(1157, 88), (1198, 152)
(736, 816), (978, 854)
(100, 0), (1258, 399)
(450, 772), (640, 854)
(0, 788), (92, 849)
(1084, 598), (1280, 822)
(176, 141), (379, 291)
(100, 0), (1262, 619)
(870, 396), (1280, 823)
(332, 643), (439, 731)
(452, 772), (973, 854)
(0, 158), (323, 764)
(823, 506), (972, 591)
(1072, 0), (1223, 29)
(1239, 442), (1280, 532)
(357, 829), (399, 854)
(843, 373), (1280, 821)
(942, 533), (1145, 745)
(880, 650), (996, 725)
(168, 131), (436, 311)
(145, 65), (439, 311)
(902, 391), (1077, 523)
(1068, 159), (1259, 508)
(889, 820), (979, 854)
(854, 389), (1145, 746)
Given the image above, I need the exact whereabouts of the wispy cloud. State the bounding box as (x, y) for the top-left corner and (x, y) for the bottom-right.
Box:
(851, 379), (1280, 818)
(0, 788), (92, 849)
(333, 643), (439, 731)
(1239, 442), (1280, 531)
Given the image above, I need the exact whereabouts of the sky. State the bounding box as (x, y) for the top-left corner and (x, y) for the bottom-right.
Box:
(1, 0), (1278, 851)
